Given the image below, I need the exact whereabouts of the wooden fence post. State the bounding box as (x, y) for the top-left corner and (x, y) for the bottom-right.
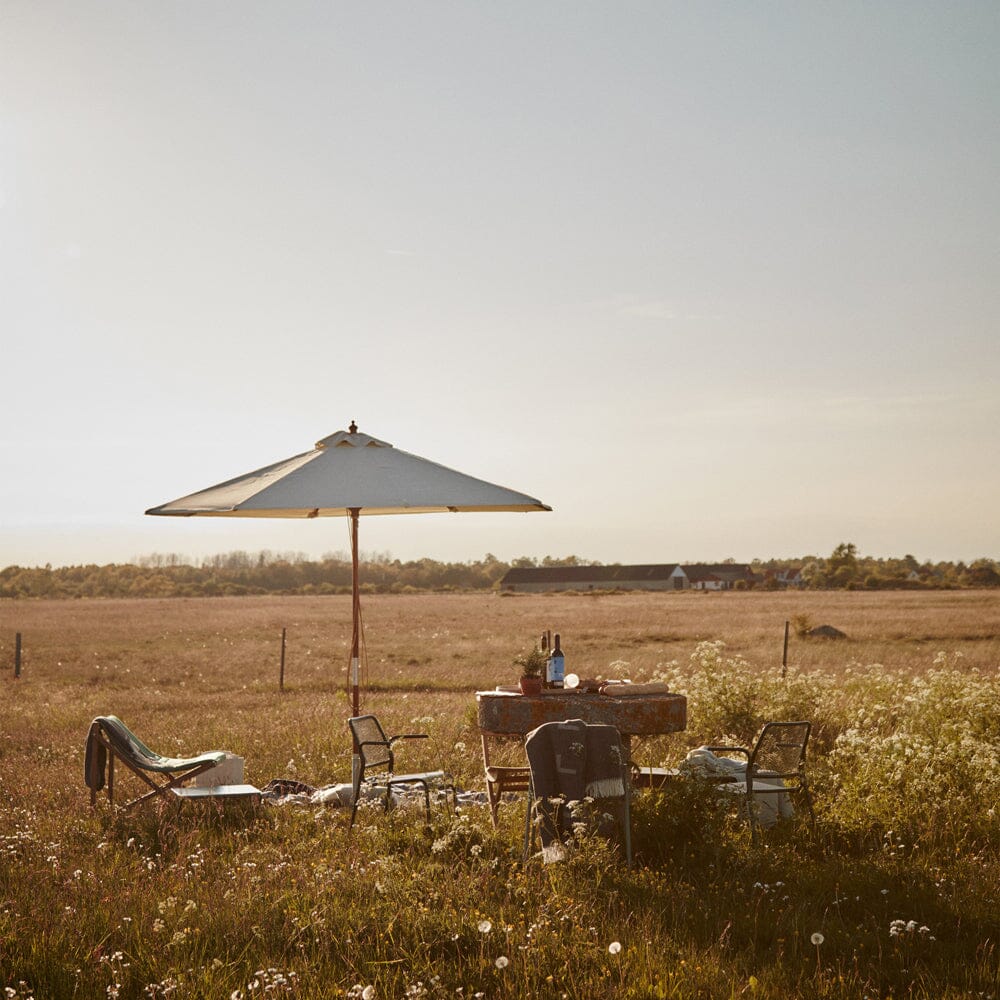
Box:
(781, 620), (789, 679)
(279, 628), (286, 692)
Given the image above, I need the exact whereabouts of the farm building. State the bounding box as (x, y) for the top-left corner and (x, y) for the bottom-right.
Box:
(498, 563), (758, 593)
(499, 564), (688, 593)
(682, 563), (757, 591)
(776, 567), (805, 588)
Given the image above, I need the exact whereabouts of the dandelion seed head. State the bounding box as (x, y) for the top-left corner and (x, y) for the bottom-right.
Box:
(494, 956), (508, 970)
(608, 941), (622, 954)
(478, 920), (492, 934)
(811, 932), (824, 946)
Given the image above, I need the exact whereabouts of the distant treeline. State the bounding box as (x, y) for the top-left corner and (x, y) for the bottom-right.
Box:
(757, 543), (1000, 590)
(0, 552), (575, 599)
(1, 544), (998, 599)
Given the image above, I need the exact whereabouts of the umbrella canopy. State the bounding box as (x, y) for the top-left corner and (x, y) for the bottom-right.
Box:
(146, 423), (551, 728)
(145, 426), (550, 519)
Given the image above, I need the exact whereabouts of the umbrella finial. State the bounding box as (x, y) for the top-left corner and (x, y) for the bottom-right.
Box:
(349, 420), (358, 434)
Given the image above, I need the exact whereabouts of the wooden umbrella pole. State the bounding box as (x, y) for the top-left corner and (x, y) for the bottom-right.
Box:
(350, 507), (361, 719)
(349, 507), (362, 785)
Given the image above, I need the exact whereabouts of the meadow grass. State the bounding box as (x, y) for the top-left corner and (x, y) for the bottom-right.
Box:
(1, 591), (998, 998)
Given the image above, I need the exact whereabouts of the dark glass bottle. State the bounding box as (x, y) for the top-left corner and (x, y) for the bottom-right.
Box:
(547, 633), (565, 688)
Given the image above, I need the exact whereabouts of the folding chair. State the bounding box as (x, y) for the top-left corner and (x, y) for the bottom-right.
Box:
(85, 715), (259, 810)
(704, 720), (816, 842)
(348, 715), (456, 830)
(523, 719), (632, 867)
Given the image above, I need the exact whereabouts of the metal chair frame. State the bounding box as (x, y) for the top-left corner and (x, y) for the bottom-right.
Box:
(705, 720), (816, 841)
(348, 715), (456, 830)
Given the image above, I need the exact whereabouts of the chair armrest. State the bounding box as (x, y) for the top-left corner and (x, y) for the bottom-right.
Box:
(389, 734), (429, 744)
(703, 745), (750, 760)
(358, 739), (392, 751)
(486, 765), (530, 778)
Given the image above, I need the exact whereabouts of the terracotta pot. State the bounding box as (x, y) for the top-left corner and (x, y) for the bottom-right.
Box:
(518, 676), (543, 696)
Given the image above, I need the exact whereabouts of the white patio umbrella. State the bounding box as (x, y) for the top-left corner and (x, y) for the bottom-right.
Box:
(146, 422), (551, 734)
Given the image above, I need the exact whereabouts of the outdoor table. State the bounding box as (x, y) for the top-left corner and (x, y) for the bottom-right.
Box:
(476, 688), (687, 790)
(476, 689), (687, 739)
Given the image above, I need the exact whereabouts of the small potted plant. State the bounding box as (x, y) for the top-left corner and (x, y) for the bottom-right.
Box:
(514, 647), (546, 696)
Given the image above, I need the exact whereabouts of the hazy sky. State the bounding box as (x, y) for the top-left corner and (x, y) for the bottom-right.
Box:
(2, 2), (998, 568)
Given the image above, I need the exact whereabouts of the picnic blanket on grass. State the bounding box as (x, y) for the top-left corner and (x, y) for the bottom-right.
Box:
(260, 779), (485, 811)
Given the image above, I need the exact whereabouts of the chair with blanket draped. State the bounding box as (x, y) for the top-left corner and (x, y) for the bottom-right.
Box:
(348, 715), (456, 830)
(85, 715), (259, 810)
(523, 719), (632, 867)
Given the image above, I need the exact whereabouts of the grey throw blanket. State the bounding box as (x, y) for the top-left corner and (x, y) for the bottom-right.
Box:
(524, 720), (627, 848)
(84, 715), (227, 790)
(85, 721), (107, 792)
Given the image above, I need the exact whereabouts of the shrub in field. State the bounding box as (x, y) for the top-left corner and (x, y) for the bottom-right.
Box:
(630, 774), (737, 866)
(792, 612), (814, 637)
(826, 658), (1000, 850)
(650, 640), (836, 746)
(649, 641), (1000, 856)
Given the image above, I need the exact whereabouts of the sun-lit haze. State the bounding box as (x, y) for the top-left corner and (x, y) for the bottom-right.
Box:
(2, 3), (998, 569)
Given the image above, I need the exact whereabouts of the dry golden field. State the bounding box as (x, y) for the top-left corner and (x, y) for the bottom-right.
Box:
(7, 587), (1000, 683)
(2, 590), (999, 999)
(3, 589), (999, 790)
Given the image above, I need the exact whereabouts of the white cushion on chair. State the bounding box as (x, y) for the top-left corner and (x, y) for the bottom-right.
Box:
(680, 748), (794, 827)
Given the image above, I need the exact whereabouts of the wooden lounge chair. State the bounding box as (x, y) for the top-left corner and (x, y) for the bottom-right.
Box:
(480, 733), (532, 828)
(85, 715), (260, 810)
